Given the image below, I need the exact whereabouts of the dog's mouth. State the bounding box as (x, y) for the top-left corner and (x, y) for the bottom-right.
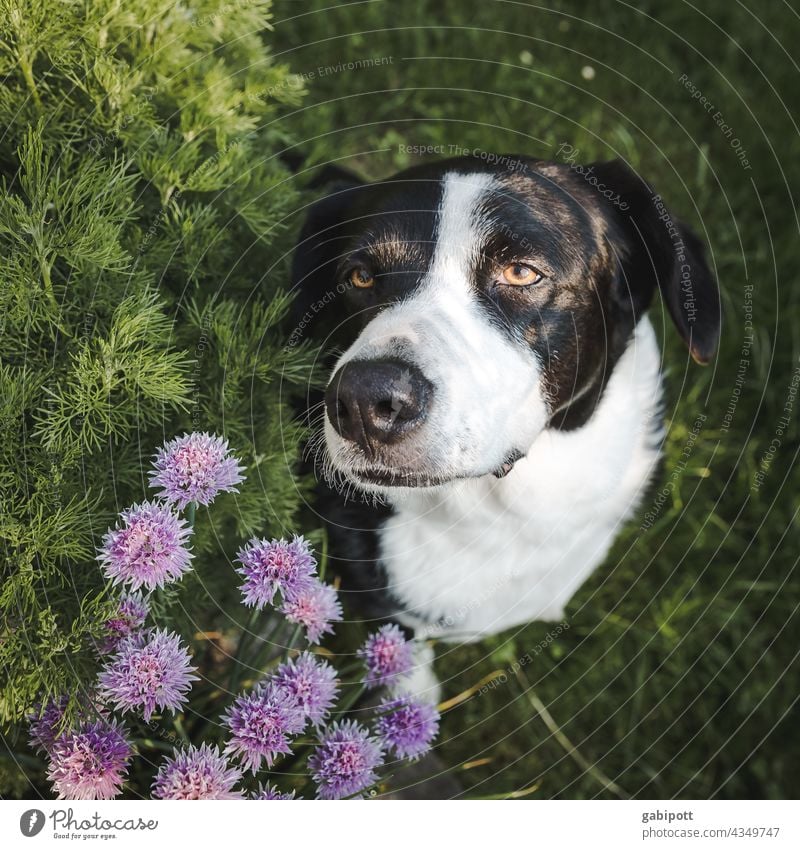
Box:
(343, 450), (525, 489)
(348, 467), (458, 489)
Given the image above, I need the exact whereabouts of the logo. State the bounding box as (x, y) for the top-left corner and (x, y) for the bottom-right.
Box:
(389, 369), (414, 426)
(20, 809), (45, 837)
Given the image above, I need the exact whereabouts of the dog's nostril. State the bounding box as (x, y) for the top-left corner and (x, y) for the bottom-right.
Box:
(373, 399), (394, 419)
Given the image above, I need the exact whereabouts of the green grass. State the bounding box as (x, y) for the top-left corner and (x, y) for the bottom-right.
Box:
(273, 0), (800, 798)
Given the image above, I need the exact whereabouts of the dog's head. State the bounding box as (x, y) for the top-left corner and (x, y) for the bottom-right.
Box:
(292, 155), (720, 494)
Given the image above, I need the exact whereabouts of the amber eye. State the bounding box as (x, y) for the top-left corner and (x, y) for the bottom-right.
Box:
(500, 263), (544, 287)
(348, 267), (375, 289)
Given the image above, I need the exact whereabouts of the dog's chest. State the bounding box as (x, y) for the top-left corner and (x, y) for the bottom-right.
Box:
(377, 320), (664, 640)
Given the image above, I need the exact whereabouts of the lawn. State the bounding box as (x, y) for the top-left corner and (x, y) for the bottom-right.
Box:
(272, 0), (799, 798)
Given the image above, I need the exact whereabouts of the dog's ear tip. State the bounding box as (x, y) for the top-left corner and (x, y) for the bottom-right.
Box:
(688, 334), (719, 365)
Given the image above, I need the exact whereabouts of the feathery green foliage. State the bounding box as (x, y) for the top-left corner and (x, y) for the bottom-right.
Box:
(0, 0), (313, 758)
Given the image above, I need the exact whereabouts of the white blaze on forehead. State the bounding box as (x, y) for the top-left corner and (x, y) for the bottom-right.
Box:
(430, 171), (496, 290)
(332, 170), (498, 363)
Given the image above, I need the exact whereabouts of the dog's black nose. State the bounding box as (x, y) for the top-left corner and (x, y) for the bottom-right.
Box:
(325, 359), (432, 453)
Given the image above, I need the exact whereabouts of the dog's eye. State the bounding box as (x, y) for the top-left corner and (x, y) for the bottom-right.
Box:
(500, 263), (544, 287)
(348, 267), (375, 289)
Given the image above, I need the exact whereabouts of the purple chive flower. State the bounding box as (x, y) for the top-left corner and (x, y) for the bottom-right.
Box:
(97, 501), (193, 591)
(46, 718), (132, 800)
(375, 695), (440, 760)
(28, 696), (70, 754)
(236, 536), (317, 608)
(274, 652), (339, 728)
(149, 432), (245, 509)
(358, 624), (414, 688)
(250, 782), (296, 800)
(99, 592), (149, 654)
(280, 579), (342, 645)
(152, 744), (243, 800)
(223, 683), (305, 773)
(98, 629), (198, 721)
(309, 720), (384, 800)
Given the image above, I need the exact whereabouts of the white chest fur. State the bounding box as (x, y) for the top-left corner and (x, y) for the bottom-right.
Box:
(379, 318), (665, 641)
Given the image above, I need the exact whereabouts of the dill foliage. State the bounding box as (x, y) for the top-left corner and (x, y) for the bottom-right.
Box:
(0, 0), (314, 767)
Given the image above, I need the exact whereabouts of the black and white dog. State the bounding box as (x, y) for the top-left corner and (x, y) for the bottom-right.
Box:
(292, 155), (719, 674)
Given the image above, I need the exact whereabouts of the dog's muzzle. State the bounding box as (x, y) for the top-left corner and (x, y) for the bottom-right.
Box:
(325, 358), (433, 460)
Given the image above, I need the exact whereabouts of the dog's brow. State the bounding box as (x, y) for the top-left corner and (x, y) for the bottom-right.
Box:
(368, 237), (432, 268)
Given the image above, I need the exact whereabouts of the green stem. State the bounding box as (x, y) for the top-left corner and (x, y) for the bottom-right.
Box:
(246, 618), (287, 673)
(172, 714), (190, 745)
(131, 739), (175, 753)
(227, 606), (262, 696)
(40, 259), (55, 306)
(186, 500), (196, 529)
(153, 587), (164, 620)
(334, 661), (362, 678)
(183, 685), (223, 715)
(332, 682), (367, 718)
(318, 530), (329, 581)
(19, 53), (41, 109)
(39, 259), (73, 338)
(282, 624), (302, 659)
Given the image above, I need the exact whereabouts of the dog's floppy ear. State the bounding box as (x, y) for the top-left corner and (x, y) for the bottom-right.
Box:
(589, 159), (720, 364)
(290, 167), (367, 330)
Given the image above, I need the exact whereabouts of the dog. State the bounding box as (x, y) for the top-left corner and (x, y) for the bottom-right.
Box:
(291, 154), (720, 660)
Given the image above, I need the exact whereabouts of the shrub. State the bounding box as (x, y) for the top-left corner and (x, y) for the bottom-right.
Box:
(0, 0), (315, 782)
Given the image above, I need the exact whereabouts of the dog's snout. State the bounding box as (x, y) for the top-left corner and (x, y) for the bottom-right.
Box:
(325, 359), (432, 453)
